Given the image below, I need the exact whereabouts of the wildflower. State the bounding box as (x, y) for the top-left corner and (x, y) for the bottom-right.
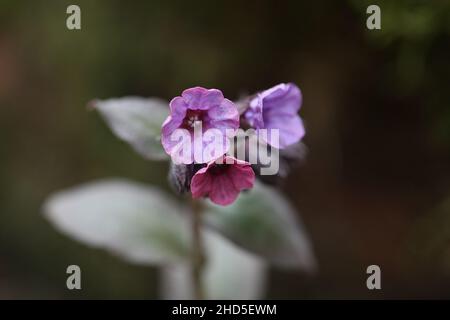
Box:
(244, 83), (305, 148)
(190, 156), (255, 206)
(161, 87), (239, 164)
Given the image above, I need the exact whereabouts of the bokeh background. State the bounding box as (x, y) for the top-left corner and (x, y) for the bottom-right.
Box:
(1, 0), (450, 299)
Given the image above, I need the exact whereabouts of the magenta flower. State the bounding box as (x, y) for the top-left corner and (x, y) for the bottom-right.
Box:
(190, 156), (255, 206)
(161, 87), (239, 164)
(244, 83), (305, 149)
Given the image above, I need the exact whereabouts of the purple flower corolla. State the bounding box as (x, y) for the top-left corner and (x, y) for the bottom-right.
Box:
(162, 87), (239, 164)
(244, 83), (305, 149)
(190, 155), (255, 206)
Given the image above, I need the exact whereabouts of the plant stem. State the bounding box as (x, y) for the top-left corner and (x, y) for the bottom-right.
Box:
(191, 198), (205, 300)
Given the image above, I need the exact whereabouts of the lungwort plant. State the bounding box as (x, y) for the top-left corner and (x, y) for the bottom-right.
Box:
(43, 84), (317, 299)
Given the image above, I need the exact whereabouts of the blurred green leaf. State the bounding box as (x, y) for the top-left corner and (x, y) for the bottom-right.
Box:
(160, 230), (267, 299)
(43, 179), (190, 265)
(92, 97), (169, 161)
(203, 182), (317, 271)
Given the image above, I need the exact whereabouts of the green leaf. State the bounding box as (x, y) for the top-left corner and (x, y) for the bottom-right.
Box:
(160, 231), (267, 299)
(92, 97), (169, 160)
(204, 182), (317, 271)
(43, 179), (190, 265)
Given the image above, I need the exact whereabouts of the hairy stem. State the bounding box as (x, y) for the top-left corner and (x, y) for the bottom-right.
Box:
(191, 198), (205, 300)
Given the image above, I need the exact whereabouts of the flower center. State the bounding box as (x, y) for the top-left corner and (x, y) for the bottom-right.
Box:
(183, 110), (205, 129)
(208, 163), (230, 176)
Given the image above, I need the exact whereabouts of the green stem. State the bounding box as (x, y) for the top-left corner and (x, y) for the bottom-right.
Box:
(191, 198), (205, 300)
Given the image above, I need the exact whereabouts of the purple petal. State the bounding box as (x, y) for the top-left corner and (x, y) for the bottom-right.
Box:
(245, 83), (304, 148)
(264, 115), (305, 148)
(207, 98), (239, 132)
(182, 87), (224, 110)
(260, 83), (302, 115)
(244, 96), (265, 129)
(161, 96), (187, 137)
(200, 129), (230, 163)
(162, 87), (239, 164)
(161, 128), (194, 164)
(169, 96), (188, 118)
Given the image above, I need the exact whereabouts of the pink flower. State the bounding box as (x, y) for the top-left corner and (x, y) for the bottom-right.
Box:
(190, 156), (255, 206)
(161, 87), (239, 164)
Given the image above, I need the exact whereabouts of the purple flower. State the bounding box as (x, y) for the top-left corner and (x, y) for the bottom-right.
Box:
(190, 156), (255, 206)
(162, 87), (239, 164)
(244, 83), (305, 149)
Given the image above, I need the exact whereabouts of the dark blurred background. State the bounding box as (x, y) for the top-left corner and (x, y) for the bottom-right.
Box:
(0, 0), (450, 299)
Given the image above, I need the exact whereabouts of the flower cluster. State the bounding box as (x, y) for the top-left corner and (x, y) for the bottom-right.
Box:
(162, 84), (304, 205)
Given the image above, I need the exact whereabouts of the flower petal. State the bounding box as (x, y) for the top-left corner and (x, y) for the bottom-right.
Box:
(208, 99), (239, 131)
(245, 96), (265, 128)
(161, 97), (187, 144)
(191, 167), (212, 198)
(201, 130), (230, 163)
(162, 128), (194, 164)
(229, 164), (255, 190)
(209, 173), (240, 206)
(261, 83), (302, 115)
(182, 87), (224, 110)
(265, 115), (305, 148)
(163, 87), (240, 164)
(169, 96), (188, 118)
